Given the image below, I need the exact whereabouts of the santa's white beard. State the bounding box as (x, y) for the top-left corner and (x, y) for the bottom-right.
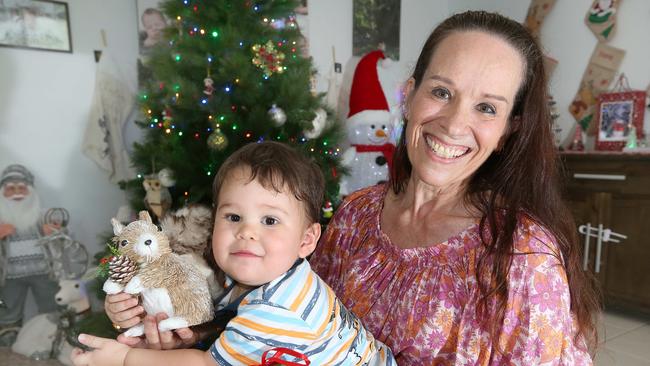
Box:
(0, 189), (42, 232)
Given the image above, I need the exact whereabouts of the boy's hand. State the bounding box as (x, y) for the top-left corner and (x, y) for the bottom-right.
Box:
(118, 313), (197, 350)
(70, 334), (129, 366)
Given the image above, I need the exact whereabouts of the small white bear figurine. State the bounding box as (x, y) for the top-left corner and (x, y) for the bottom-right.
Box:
(102, 211), (213, 337)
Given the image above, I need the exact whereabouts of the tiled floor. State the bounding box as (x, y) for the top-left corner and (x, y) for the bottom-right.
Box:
(594, 310), (650, 365)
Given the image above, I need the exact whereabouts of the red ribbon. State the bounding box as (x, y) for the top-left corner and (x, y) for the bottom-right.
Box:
(256, 347), (310, 366)
(352, 143), (396, 171)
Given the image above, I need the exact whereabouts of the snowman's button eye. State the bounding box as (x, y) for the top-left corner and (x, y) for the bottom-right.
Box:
(370, 124), (375, 129)
(382, 125), (386, 130)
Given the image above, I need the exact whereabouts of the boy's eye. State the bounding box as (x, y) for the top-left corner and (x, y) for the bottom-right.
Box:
(226, 214), (241, 222)
(476, 103), (496, 115)
(432, 87), (451, 100)
(262, 216), (278, 226)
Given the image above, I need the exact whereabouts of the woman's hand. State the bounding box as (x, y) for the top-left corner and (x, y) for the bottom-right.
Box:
(104, 293), (144, 329)
(118, 313), (197, 350)
(71, 334), (129, 366)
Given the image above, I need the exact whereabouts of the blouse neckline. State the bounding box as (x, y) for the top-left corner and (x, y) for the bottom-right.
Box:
(372, 184), (481, 261)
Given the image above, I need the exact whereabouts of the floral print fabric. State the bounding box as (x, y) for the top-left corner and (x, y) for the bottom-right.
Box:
(311, 185), (592, 365)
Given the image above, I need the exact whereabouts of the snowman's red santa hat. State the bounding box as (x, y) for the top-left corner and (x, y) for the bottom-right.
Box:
(347, 50), (390, 125)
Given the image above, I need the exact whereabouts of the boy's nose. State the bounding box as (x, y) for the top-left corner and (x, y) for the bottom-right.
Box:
(236, 223), (258, 240)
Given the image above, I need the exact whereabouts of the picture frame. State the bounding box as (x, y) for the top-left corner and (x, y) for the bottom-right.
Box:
(0, 0), (72, 53)
(353, 0), (400, 60)
(594, 90), (646, 151)
(136, 0), (167, 57)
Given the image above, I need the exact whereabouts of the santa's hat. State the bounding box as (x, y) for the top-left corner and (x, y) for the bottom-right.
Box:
(0, 164), (34, 187)
(347, 50), (390, 124)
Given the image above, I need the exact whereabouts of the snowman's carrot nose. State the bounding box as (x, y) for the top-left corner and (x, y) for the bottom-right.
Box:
(375, 129), (387, 138)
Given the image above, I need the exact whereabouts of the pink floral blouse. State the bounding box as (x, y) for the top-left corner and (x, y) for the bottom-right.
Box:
(311, 185), (592, 365)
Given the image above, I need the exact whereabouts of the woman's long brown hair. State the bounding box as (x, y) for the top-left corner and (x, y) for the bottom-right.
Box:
(390, 10), (600, 350)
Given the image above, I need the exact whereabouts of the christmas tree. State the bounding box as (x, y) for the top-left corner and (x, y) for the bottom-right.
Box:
(125, 0), (343, 217)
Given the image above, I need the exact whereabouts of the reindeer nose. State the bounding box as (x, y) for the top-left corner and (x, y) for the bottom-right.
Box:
(375, 129), (387, 138)
(144, 239), (152, 246)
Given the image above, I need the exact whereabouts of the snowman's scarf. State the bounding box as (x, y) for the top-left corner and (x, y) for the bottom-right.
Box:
(351, 143), (395, 171)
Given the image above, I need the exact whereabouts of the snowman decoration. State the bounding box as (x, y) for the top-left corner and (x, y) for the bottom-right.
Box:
(339, 50), (395, 196)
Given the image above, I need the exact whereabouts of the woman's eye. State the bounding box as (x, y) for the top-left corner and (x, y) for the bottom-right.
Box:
(477, 103), (496, 115)
(262, 216), (278, 226)
(226, 214), (241, 222)
(432, 87), (451, 100)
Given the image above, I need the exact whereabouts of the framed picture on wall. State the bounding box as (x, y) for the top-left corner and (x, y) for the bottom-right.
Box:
(353, 0), (400, 60)
(0, 0), (72, 53)
(136, 0), (168, 87)
(594, 90), (646, 151)
(136, 0), (168, 57)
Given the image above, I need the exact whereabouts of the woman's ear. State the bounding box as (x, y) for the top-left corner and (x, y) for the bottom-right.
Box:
(298, 223), (321, 258)
(402, 78), (416, 120)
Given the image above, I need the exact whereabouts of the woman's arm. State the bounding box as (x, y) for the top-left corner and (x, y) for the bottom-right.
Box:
(492, 225), (592, 365)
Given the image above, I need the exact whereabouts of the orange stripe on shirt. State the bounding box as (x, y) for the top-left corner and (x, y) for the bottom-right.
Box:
(219, 335), (258, 365)
(325, 326), (358, 364)
(231, 316), (318, 340)
(290, 271), (314, 311)
(314, 287), (335, 335)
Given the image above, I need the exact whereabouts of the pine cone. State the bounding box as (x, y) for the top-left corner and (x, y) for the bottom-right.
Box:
(108, 255), (138, 284)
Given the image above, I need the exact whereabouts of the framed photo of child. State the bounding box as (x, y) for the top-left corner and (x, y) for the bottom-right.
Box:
(594, 89), (646, 151)
(136, 0), (168, 56)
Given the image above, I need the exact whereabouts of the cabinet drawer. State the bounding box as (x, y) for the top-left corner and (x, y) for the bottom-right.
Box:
(562, 155), (650, 196)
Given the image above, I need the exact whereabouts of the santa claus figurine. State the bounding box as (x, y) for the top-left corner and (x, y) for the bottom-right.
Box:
(339, 50), (395, 196)
(0, 165), (59, 345)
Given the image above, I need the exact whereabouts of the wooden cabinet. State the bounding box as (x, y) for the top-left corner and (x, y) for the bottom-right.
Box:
(561, 153), (650, 313)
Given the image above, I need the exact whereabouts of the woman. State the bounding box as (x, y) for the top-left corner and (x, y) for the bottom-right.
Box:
(104, 10), (599, 364)
(311, 10), (599, 365)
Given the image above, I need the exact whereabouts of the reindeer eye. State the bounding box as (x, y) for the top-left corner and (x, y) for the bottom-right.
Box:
(121, 240), (128, 247)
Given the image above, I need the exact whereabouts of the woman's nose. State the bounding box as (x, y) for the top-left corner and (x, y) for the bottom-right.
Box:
(441, 102), (469, 136)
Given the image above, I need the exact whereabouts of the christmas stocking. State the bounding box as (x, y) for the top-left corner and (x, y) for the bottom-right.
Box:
(524, 0), (557, 37)
(585, 0), (621, 42)
(569, 43), (625, 132)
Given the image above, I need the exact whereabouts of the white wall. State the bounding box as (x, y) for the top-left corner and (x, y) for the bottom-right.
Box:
(310, 0), (650, 145)
(0, 0), (138, 254)
(309, 0), (448, 96)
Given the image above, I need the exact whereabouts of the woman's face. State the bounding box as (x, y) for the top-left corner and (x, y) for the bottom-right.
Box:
(404, 31), (524, 191)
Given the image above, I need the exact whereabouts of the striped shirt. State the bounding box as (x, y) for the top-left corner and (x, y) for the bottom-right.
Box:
(209, 259), (395, 365)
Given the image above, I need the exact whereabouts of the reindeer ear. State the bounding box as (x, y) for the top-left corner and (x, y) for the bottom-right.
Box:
(139, 210), (153, 223)
(111, 218), (124, 235)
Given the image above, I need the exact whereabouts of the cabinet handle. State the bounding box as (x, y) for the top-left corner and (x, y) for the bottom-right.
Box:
(582, 223), (591, 271)
(595, 224), (604, 273)
(573, 173), (626, 181)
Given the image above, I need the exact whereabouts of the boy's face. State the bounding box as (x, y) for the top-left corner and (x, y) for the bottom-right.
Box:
(212, 166), (320, 286)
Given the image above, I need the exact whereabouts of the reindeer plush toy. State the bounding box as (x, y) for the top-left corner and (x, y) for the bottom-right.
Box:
(102, 211), (213, 337)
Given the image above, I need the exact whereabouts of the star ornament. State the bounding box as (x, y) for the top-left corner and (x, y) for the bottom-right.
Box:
(252, 40), (286, 76)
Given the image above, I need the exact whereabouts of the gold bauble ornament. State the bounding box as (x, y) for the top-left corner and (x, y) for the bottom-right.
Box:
(207, 129), (228, 151)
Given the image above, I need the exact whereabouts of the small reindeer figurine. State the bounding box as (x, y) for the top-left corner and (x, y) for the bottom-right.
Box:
(102, 211), (213, 337)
